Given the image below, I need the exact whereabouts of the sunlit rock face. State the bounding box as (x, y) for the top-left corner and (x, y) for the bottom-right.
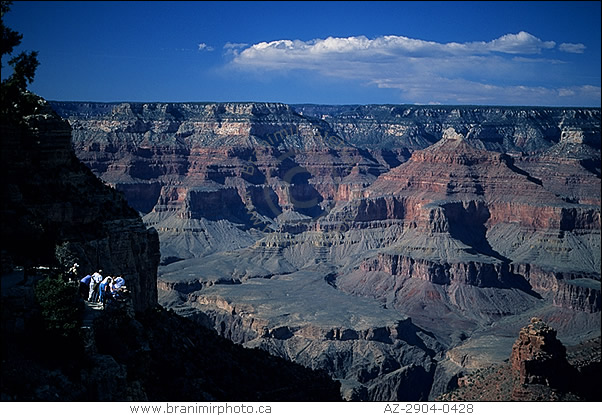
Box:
(52, 101), (600, 400)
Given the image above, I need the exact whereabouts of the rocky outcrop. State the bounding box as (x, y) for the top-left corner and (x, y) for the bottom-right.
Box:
(510, 317), (572, 388)
(436, 320), (599, 401)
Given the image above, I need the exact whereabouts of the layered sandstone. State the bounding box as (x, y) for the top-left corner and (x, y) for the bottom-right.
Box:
(52, 102), (389, 258)
(325, 129), (599, 316)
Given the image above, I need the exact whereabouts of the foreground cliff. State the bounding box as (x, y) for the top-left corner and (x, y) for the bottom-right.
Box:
(1, 97), (160, 312)
(1, 96), (341, 401)
(51, 101), (601, 401)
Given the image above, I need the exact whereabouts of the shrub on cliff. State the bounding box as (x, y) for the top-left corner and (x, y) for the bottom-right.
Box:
(34, 276), (82, 338)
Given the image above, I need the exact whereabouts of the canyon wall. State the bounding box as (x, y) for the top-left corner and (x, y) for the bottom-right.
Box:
(293, 104), (601, 152)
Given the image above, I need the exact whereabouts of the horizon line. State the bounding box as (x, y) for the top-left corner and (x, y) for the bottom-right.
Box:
(46, 99), (602, 110)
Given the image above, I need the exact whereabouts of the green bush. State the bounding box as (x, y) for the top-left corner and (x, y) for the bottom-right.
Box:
(34, 276), (82, 337)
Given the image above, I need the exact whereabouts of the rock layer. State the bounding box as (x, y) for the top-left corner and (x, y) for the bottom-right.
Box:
(293, 104), (601, 152)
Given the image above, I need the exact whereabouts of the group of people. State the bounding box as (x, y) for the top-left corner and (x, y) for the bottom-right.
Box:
(78, 269), (127, 308)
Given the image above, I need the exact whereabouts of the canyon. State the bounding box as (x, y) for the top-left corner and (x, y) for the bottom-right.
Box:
(50, 101), (601, 400)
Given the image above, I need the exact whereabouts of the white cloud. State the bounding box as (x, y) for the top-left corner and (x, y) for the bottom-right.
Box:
(229, 32), (597, 105)
(512, 56), (566, 64)
(198, 43), (214, 52)
(375, 76), (600, 106)
(558, 88), (576, 97)
(234, 32), (559, 67)
(485, 31), (555, 54)
(558, 42), (586, 54)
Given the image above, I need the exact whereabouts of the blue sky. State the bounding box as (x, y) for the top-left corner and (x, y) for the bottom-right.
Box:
(3, 1), (601, 106)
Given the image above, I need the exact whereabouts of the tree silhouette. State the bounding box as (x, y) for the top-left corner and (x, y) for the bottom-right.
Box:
(1, 1), (40, 122)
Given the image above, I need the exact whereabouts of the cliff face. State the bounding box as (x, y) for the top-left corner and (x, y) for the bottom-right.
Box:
(159, 267), (442, 401)
(50, 100), (601, 400)
(1, 98), (160, 312)
(293, 104), (601, 152)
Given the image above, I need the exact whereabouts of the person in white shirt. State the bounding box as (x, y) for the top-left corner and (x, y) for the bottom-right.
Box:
(88, 270), (103, 302)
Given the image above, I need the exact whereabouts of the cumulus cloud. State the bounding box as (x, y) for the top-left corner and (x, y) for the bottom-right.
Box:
(558, 42), (586, 53)
(234, 31), (559, 67)
(485, 31), (555, 54)
(198, 43), (214, 52)
(229, 32), (597, 105)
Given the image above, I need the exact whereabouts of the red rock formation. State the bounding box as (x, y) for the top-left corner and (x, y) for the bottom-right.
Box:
(361, 128), (594, 231)
(510, 317), (571, 387)
(327, 129), (600, 314)
(64, 103), (600, 316)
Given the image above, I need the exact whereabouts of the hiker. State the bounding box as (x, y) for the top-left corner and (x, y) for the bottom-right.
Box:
(98, 276), (113, 308)
(113, 276), (125, 290)
(67, 262), (80, 282)
(79, 274), (92, 299)
(88, 270), (103, 302)
(111, 276), (125, 299)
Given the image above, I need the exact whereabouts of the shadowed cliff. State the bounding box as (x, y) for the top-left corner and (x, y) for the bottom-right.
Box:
(0, 95), (341, 401)
(1, 96), (159, 312)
